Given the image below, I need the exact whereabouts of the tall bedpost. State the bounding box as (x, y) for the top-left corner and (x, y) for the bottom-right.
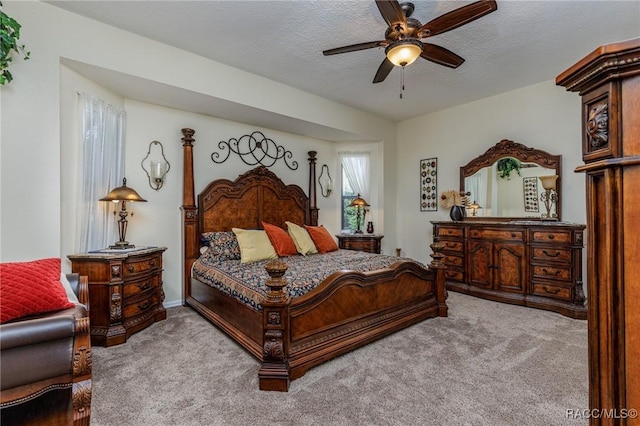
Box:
(181, 128), (197, 306)
(259, 261), (291, 391)
(430, 242), (448, 317)
(308, 151), (319, 226)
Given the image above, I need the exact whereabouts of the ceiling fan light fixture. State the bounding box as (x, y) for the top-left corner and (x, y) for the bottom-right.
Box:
(385, 39), (423, 67)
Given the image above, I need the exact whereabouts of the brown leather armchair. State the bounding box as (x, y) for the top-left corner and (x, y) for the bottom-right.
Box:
(1, 274), (92, 426)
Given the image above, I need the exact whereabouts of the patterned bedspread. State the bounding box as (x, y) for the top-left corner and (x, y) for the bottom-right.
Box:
(192, 250), (425, 312)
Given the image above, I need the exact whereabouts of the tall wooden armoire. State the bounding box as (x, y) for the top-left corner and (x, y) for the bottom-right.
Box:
(557, 38), (640, 423)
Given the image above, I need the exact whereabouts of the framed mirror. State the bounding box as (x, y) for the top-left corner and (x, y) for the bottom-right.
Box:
(460, 140), (562, 220)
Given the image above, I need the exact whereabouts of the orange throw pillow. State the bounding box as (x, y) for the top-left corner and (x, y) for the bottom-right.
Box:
(0, 258), (75, 323)
(262, 222), (298, 257)
(304, 225), (339, 253)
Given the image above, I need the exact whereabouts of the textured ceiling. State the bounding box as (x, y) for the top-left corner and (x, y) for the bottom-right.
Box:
(49, 0), (639, 123)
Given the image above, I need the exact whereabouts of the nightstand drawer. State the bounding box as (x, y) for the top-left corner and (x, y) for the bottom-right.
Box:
(336, 235), (383, 254)
(124, 254), (160, 276)
(124, 275), (160, 297)
(123, 291), (162, 319)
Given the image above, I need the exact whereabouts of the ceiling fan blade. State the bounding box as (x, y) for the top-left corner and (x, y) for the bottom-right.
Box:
(375, 0), (406, 30)
(417, 0), (497, 38)
(323, 41), (386, 56)
(373, 58), (394, 83)
(421, 43), (465, 68)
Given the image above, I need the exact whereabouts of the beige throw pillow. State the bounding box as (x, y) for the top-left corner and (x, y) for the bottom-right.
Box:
(285, 221), (318, 255)
(232, 228), (278, 263)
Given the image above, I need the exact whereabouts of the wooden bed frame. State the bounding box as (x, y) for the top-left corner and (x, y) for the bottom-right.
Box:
(180, 128), (448, 391)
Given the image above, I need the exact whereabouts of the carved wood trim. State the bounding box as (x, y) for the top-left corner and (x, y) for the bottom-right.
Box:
(459, 139), (562, 220)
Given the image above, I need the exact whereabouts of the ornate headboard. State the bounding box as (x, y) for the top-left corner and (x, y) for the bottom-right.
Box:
(198, 166), (310, 233)
(180, 128), (319, 300)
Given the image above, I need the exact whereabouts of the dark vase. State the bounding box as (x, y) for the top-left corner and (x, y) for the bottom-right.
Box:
(449, 205), (465, 221)
(366, 221), (374, 234)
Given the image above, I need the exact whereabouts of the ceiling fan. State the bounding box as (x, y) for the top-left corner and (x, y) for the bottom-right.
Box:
(323, 0), (498, 83)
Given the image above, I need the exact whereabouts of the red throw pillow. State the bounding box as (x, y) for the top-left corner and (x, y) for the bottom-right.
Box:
(262, 222), (298, 257)
(304, 225), (339, 253)
(0, 258), (75, 323)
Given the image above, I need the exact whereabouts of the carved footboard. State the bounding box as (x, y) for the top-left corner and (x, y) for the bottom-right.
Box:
(259, 244), (447, 391)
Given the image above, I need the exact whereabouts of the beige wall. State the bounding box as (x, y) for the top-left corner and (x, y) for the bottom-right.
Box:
(396, 80), (584, 265)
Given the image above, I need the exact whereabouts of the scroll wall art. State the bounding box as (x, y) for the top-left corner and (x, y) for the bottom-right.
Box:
(420, 158), (438, 211)
(210, 131), (298, 170)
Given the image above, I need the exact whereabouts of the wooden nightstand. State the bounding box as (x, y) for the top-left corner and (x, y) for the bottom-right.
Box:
(336, 234), (383, 254)
(68, 246), (167, 346)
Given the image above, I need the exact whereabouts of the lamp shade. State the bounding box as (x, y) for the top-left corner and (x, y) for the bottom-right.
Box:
(100, 178), (147, 203)
(385, 39), (423, 67)
(538, 175), (558, 191)
(349, 193), (370, 208)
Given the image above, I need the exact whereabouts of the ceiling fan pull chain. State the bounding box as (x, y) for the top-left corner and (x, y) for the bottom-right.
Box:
(400, 65), (405, 99)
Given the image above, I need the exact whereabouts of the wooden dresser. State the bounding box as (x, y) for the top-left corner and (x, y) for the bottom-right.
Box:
(336, 234), (383, 254)
(557, 38), (640, 422)
(432, 221), (586, 319)
(68, 246), (167, 346)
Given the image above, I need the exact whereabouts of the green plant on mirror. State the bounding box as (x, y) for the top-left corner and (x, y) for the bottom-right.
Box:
(1, 1), (31, 85)
(496, 157), (521, 180)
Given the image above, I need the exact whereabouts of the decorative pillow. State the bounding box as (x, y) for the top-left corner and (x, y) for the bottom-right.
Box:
(262, 222), (298, 257)
(232, 228), (278, 264)
(304, 225), (339, 253)
(201, 231), (241, 260)
(285, 221), (318, 255)
(0, 258), (75, 323)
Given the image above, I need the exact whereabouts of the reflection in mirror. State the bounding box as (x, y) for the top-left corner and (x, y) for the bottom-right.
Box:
(460, 140), (562, 220)
(464, 161), (557, 218)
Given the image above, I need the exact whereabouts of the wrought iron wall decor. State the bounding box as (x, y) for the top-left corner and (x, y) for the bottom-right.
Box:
(522, 177), (539, 213)
(210, 131), (298, 170)
(420, 158), (438, 211)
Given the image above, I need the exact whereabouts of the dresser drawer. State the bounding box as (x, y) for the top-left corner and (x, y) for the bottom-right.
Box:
(124, 254), (161, 276)
(123, 291), (161, 319)
(444, 269), (464, 282)
(532, 265), (571, 282)
(532, 283), (571, 301)
(437, 227), (463, 238)
(531, 230), (572, 244)
(531, 247), (571, 262)
(469, 229), (524, 241)
(441, 241), (464, 253)
(123, 275), (160, 298)
(444, 254), (463, 268)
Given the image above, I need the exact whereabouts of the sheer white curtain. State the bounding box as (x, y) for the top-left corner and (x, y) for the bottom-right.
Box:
(76, 93), (126, 252)
(339, 151), (370, 200)
(466, 168), (488, 216)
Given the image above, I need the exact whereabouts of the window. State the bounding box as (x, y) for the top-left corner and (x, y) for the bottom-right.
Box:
(339, 152), (370, 231)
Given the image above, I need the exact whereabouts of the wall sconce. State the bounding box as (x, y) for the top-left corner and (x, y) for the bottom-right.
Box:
(318, 164), (334, 197)
(141, 140), (170, 190)
(539, 175), (558, 219)
(100, 178), (147, 249)
(349, 193), (370, 234)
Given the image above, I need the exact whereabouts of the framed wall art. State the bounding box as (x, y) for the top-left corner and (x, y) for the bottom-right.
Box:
(523, 176), (539, 212)
(420, 158), (438, 211)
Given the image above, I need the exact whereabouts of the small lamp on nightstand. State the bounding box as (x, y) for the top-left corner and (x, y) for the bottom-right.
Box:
(100, 178), (147, 249)
(349, 193), (369, 234)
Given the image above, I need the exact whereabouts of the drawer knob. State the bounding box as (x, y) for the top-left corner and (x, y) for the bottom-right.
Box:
(149, 260), (155, 267)
(542, 286), (561, 294)
(542, 250), (561, 257)
(128, 265), (135, 272)
(548, 234), (555, 239)
(138, 301), (151, 310)
(137, 281), (150, 290)
(511, 233), (516, 238)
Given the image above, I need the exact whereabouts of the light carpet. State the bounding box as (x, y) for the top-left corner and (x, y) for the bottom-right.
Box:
(91, 292), (588, 425)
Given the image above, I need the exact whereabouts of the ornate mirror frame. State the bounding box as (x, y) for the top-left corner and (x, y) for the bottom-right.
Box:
(459, 139), (562, 221)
